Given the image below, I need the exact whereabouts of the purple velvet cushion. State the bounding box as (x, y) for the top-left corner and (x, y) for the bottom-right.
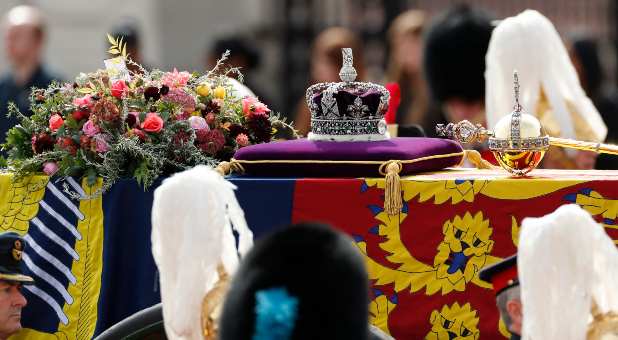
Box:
(232, 137), (463, 177)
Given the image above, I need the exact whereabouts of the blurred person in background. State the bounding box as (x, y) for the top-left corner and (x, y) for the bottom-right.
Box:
(423, 4), (493, 128)
(423, 4), (494, 162)
(567, 35), (618, 169)
(0, 5), (60, 144)
(205, 36), (272, 109)
(109, 20), (150, 73)
(293, 27), (367, 136)
(385, 10), (443, 135)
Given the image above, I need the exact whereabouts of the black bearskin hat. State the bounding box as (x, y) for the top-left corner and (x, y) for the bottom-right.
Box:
(423, 5), (493, 103)
(219, 222), (370, 340)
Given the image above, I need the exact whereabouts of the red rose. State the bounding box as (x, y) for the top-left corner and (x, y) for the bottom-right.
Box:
(57, 137), (77, 155)
(31, 133), (54, 154)
(49, 114), (64, 132)
(111, 80), (128, 99)
(79, 135), (91, 150)
(141, 113), (164, 133)
(72, 109), (89, 121)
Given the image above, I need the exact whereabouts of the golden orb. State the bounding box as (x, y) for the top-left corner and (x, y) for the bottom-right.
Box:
(489, 112), (549, 176)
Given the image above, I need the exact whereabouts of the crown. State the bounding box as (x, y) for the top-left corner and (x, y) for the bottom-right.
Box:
(305, 48), (390, 141)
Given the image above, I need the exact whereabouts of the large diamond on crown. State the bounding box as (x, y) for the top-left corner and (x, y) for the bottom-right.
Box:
(305, 48), (390, 142)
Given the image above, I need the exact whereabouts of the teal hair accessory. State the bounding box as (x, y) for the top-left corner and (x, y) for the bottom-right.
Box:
(252, 287), (299, 340)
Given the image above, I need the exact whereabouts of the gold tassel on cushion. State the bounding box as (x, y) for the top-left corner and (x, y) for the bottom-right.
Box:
(215, 159), (245, 176)
(381, 161), (403, 216)
(215, 161), (231, 176)
(464, 150), (499, 170)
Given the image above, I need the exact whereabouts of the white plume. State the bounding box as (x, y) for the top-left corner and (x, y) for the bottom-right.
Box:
(485, 10), (607, 142)
(519, 204), (618, 340)
(151, 165), (253, 340)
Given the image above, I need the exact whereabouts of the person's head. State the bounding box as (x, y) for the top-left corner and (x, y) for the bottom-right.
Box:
(479, 254), (521, 335)
(568, 35), (603, 98)
(387, 10), (426, 79)
(0, 232), (34, 339)
(110, 20), (142, 65)
(423, 5), (493, 123)
(3, 5), (46, 68)
(0, 280), (26, 339)
(311, 27), (366, 83)
(207, 37), (260, 75)
(496, 285), (522, 335)
(219, 222), (370, 340)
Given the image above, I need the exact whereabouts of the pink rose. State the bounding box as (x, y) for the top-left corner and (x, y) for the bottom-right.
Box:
(236, 133), (249, 147)
(43, 162), (59, 176)
(242, 96), (270, 117)
(161, 68), (191, 88)
(111, 80), (128, 99)
(253, 100), (270, 114)
(142, 112), (164, 133)
(93, 134), (110, 153)
(73, 94), (94, 109)
(49, 114), (64, 132)
(242, 97), (255, 116)
(188, 116), (209, 131)
(82, 119), (100, 137)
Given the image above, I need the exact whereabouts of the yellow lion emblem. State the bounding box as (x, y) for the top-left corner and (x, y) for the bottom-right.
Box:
(432, 212), (495, 292)
(566, 188), (618, 232)
(426, 302), (480, 340)
(357, 210), (500, 295)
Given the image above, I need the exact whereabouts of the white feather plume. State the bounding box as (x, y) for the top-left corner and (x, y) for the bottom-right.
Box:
(485, 10), (607, 142)
(519, 204), (618, 340)
(151, 165), (253, 340)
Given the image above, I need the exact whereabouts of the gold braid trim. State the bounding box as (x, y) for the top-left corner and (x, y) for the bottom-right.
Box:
(228, 152), (464, 216)
(228, 151), (465, 168)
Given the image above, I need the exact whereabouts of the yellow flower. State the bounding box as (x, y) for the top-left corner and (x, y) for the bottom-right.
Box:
(213, 86), (226, 99)
(196, 83), (211, 97)
(191, 111), (201, 116)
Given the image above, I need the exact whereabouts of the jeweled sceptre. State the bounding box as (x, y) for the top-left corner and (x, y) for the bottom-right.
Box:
(437, 71), (618, 176)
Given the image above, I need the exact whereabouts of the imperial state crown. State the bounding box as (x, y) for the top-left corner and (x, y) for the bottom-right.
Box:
(305, 48), (390, 141)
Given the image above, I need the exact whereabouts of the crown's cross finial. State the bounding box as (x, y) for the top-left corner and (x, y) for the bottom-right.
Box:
(513, 70), (522, 113)
(511, 70), (522, 139)
(339, 48), (357, 82)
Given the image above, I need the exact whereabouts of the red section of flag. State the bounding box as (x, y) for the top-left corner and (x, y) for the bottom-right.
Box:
(291, 178), (618, 339)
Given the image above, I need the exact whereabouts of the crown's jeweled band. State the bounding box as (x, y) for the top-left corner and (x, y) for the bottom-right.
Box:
(488, 136), (550, 151)
(306, 81), (390, 138)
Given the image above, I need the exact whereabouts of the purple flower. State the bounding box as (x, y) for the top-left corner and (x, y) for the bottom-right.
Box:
(93, 134), (110, 153)
(82, 119), (100, 137)
(162, 88), (196, 113)
(188, 116), (209, 131)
